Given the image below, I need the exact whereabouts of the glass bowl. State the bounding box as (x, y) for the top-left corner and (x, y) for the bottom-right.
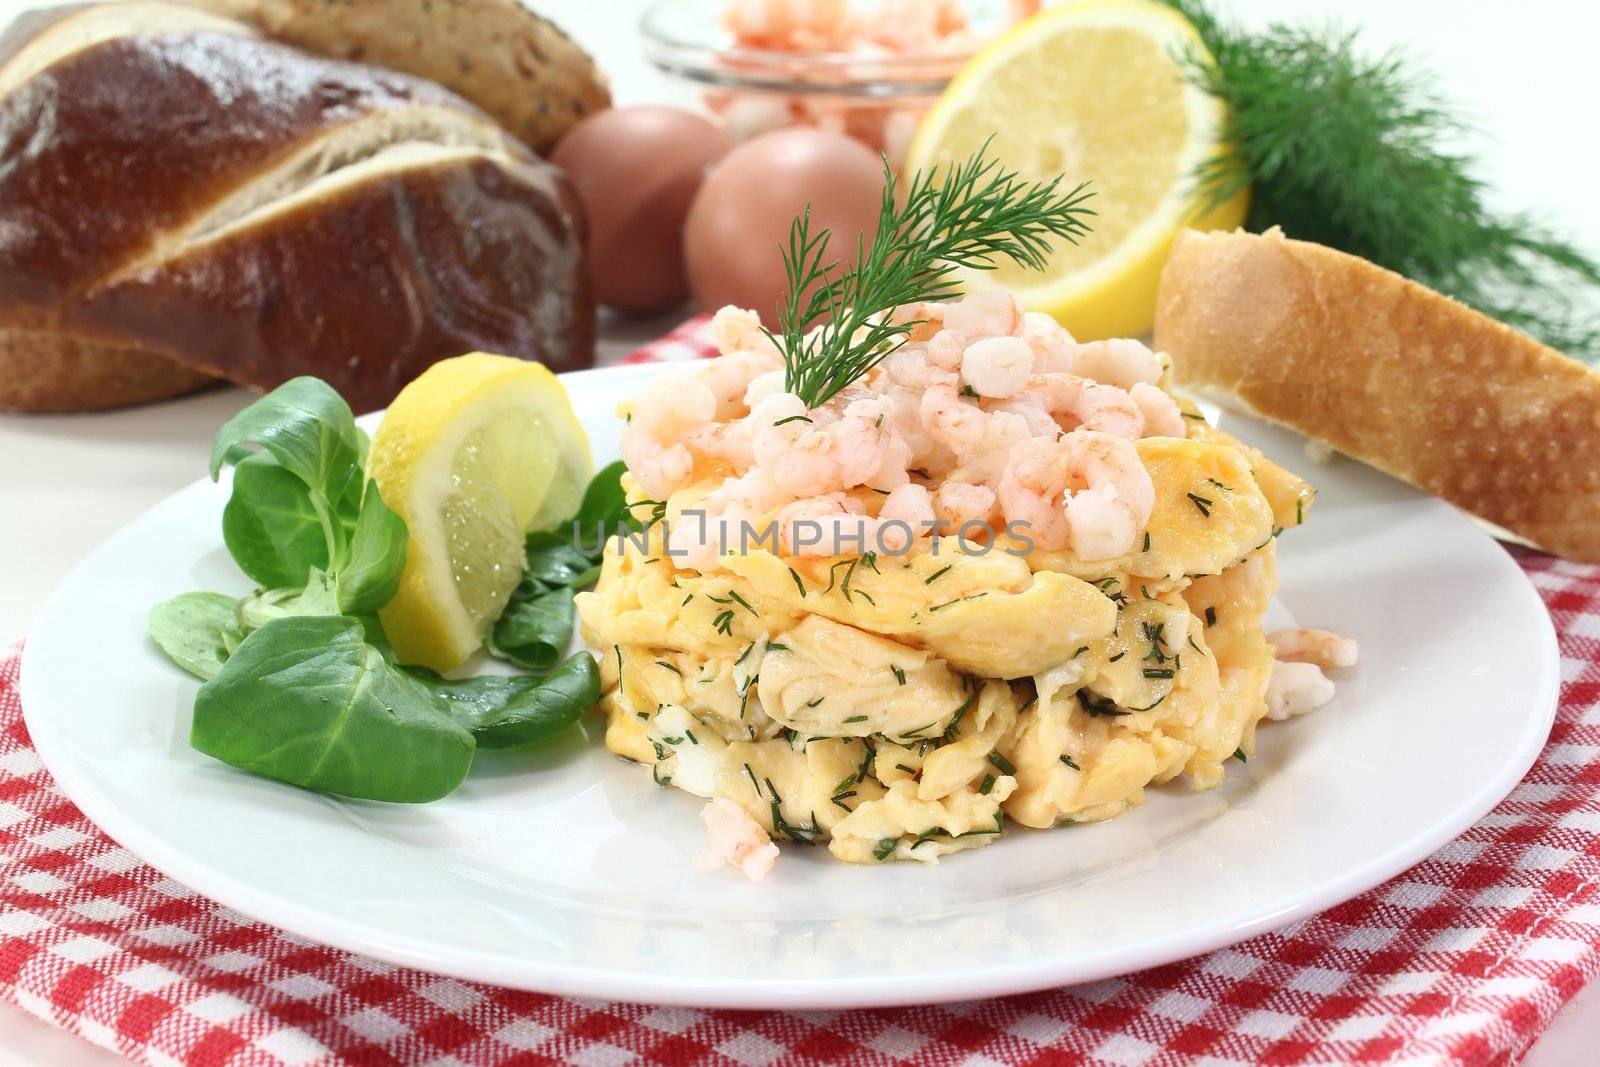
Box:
(640, 0), (1016, 167)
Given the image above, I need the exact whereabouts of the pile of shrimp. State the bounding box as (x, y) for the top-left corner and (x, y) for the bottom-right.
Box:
(724, 0), (1040, 55)
(712, 0), (1043, 166)
(620, 290), (1190, 573)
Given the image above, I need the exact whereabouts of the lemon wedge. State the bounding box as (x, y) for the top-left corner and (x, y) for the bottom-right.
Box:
(369, 354), (592, 671)
(904, 0), (1248, 339)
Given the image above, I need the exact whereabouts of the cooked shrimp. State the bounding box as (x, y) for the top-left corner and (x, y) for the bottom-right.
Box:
(823, 388), (901, 465)
(724, 0), (852, 51)
(669, 469), (783, 571)
(632, 366), (717, 439)
(777, 485), (929, 556)
(744, 369), (786, 407)
(879, 346), (955, 391)
(1265, 660), (1337, 720)
(934, 481), (997, 530)
(1070, 338), (1163, 389)
(924, 329), (965, 372)
(619, 367), (719, 497)
(877, 482), (936, 550)
(696, 798), (778, 881)
(719, 4), (1039, 167)
(700, 350), (784, 419)
(944, 289), (1020, 341)
(998, 430), (1155, 559)
(948, 410), (1032, 486)
(1268, 629), (1359, 670)
(620, 433), (694, 501)
(1129, 382), (1186, 438)
(711, 305), (772, 354)
(1021, 373), (1145, 439)
(776, 494), (860, 556)
(920, 378), (988, 456)
(881, 385), (954, 476)
(696, 309), (786, 419)
(838, 396), (913, 491)
(727, 0), (1030, 56)
(864, 0), (969, 50)
(666, 508), (722, 573)
(961, 336), (1033, 398)
(751, 392), (831, 494)
(751, 392), (910, 498)
(1021, 311), (1075, 374)
(887, 301), (947, 343)
(985, 392), (1060, 438)
(685, 417), (756, 469)
(923, 375), (1045, 483)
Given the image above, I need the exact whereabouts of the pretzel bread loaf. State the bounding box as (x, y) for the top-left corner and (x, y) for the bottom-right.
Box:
(0, 1), (594, 413)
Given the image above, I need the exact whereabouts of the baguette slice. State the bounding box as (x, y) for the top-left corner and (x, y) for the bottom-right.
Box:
(1154, 227), (1600, 563)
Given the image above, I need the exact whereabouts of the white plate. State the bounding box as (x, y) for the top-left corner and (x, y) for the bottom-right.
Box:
(21, 363), (1558, 1009)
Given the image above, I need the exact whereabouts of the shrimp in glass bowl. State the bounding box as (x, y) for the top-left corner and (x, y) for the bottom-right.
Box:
(642, 0), (1038, 168)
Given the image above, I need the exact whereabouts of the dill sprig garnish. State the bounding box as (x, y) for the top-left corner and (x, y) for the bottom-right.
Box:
(770, 149), (1095, 408)
(1164, 0), (1600, 358)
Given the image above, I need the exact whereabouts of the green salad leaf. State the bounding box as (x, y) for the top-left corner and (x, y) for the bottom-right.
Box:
(205, 380), (411, 638)
(522, 530), (595, 588)
(211, 378), (381, 604)
(573, 459), (635, 542)
(236, 570), (340, 630)
(209, 376), (365, 495)
(221, 453), (359, 588)
(337, 481), (408, 614)
(488, 585), (576, 671)
(412, 653), (600, 749)
(193, 615), (475, 803)
(148, 592), (243, 681)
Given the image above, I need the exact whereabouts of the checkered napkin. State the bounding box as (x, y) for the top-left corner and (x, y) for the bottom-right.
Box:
(615, 316), (712, 366)
(2, 327), (1599, 1066)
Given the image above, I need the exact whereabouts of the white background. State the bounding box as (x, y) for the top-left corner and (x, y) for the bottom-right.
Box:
(0, 0), (1596, 1063)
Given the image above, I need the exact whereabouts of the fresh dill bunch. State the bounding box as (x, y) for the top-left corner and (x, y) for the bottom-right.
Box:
(773, 150), (1095, 408)
(1163, 0), (1600, 359)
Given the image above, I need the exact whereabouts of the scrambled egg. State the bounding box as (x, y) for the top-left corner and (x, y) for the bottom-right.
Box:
(575, 419), (1314, 865)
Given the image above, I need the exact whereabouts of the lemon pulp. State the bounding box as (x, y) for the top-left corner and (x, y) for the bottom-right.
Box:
(905, 0), (1248, 339)
(369, 354), (591, 670)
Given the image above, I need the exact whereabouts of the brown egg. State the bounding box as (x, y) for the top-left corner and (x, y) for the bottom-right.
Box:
(684, 128), (886, 327)
(551, 106), (729, 315)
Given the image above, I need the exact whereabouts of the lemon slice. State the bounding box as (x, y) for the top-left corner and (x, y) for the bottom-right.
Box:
(905, 0), (1248, 339)
(368, 354), (592, 671)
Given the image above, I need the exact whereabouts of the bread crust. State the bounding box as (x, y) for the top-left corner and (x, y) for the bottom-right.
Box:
(195, 0), (610, 152)
(74, 154), (595, 414)
(0, 22), (470, 311)
(1154, 227), (1600, 563)
(0, 327), (214, 412)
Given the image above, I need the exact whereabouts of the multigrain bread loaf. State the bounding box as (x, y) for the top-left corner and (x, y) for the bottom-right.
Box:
(194, 0), (610, 153)
(0, 1), (594, 413)
(1154, 227), (1600, 563)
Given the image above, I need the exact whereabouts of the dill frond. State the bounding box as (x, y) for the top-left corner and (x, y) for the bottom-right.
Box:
(1164, 0), (1600, 359)
(771, 149), (1095, 408)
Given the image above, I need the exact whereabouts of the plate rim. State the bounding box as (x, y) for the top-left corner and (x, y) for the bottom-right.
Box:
(18, 364), (1561, 1008)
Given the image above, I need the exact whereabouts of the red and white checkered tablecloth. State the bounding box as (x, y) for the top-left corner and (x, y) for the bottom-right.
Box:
(1, 322), (1598, 1066)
